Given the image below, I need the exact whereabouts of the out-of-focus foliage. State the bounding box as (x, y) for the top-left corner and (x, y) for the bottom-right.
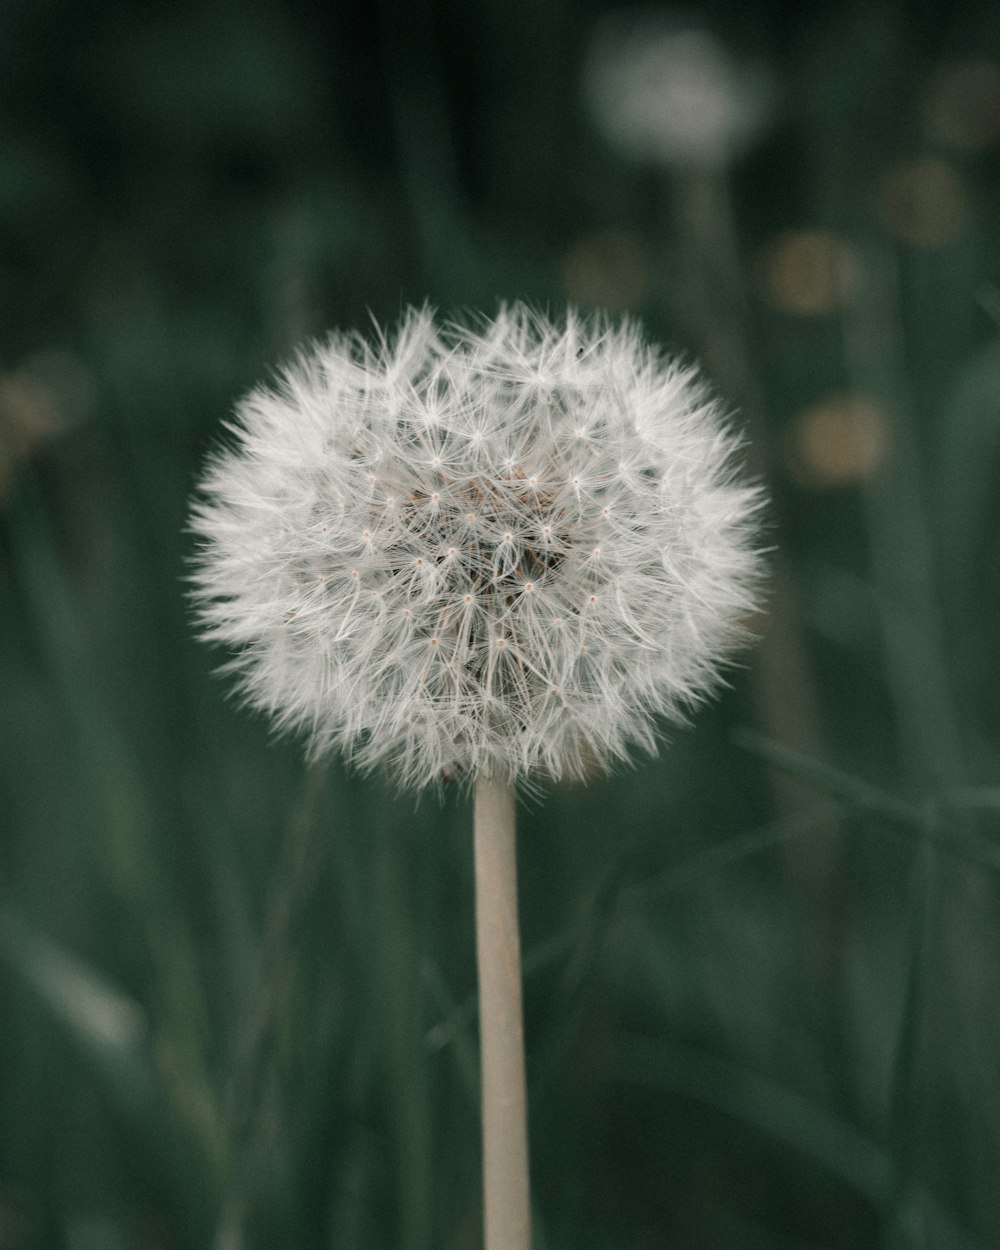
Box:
(2, 1), (1000, 1247)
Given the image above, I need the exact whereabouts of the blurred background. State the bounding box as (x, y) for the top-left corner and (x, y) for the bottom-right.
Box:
(3, 0), (1000, 1246)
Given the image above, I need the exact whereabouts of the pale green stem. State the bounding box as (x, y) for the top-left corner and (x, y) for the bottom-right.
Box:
(474, 777), (530, 1250)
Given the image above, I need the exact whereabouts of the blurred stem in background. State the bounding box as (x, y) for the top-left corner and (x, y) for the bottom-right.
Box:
(669, 164), (829, 819)
(664, 156), (855, 1123)
(841, 247), (963, 1249)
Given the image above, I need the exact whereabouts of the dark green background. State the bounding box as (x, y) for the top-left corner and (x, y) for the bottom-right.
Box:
(3, 1), (1000, 1246)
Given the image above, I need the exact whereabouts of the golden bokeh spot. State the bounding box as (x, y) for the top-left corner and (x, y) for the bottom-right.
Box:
(0, 372), (64, 503)
(928, 60), (1000, 150)
(758, 230), (862, 316)
(0, 372), (62, 449)
(879, 159), (967, 248)
(786, 394), (890, 488)
(563, 230), (646, 311)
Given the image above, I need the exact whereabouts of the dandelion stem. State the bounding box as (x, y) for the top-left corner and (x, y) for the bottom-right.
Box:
(474, 777), (530, 1250)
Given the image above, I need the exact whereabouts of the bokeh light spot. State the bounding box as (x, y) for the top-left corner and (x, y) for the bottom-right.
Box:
(0, 361), (81, 503)
(758, 230), (862, 316)
(786, 394), (890, 487)
(879, 159), (967, 248)
(928, 60), (1000, 150)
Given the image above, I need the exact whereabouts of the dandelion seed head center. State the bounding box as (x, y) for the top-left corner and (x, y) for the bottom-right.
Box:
(349, 455), (584, 636)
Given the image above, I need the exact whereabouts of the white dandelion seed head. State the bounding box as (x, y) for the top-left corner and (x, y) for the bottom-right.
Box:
(190, 304), (766, 790)
(584, 12), (774, 169)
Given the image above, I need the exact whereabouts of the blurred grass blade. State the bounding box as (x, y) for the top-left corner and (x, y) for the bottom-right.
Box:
(0, 905), (146, 1054)
(882, 841), (936, 1250)
(614, 1033), (979, 1250)
(421, 956), (479, 1110)
(633, 802), (841, 902)
(371, 798), (432, 1250)
(734, 730), (1000, 871)
(0, 905), (151, 1104)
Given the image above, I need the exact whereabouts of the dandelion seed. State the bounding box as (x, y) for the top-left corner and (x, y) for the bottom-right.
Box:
(190, 303), (765, 790)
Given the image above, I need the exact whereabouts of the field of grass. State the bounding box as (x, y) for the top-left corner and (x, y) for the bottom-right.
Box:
(3, 2), (1000, 1246)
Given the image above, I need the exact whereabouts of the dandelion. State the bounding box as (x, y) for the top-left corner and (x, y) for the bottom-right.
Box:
(584, 11), (773, 170)
(191, 305), (762, 788)
(190, 304), (765, 1250)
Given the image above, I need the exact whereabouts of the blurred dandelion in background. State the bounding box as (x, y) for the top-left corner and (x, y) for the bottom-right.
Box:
(583, 9), (774, 169)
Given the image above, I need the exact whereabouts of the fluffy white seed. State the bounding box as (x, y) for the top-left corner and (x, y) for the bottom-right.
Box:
(190, 304), (765, 789)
